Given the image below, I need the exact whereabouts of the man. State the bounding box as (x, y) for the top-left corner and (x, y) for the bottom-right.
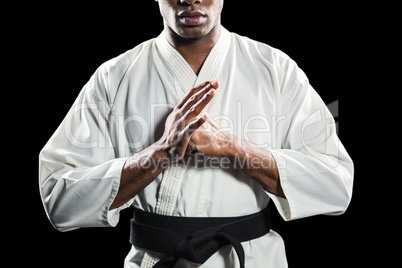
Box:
(39, 0), (354, 267)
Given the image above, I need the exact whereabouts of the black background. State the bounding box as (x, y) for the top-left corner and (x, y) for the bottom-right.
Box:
(9, 1), (388, 267)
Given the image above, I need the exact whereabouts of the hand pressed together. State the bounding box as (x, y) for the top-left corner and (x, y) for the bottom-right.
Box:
(156, 80), (220, 162)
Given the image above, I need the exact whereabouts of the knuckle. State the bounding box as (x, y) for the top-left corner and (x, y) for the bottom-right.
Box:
(189, 85), (199, 94)
(203, 83), (211, 91)
(175, 108), (185, 118)
(186, 106), (199, 118)
(173, 113), (181, 122)
(177, 117), (186, 128)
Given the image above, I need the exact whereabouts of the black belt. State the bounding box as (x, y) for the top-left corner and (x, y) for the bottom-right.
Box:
(129, 205), (271, 268)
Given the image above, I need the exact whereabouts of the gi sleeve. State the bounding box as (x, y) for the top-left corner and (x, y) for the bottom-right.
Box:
(267, 60), (354, 221)
(39, 66), (133, 232)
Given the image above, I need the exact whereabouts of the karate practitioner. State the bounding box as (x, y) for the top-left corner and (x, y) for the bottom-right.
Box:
(39, 0), (354, 267)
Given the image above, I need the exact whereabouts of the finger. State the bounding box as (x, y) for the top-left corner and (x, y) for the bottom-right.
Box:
(176, 81), (211, 109)
(177, 80), (219, 110)
(180, 79), (219, 119)
(184, 88), (216, 124)
(210, 80), (219, 89)
(180, 85), (213, 115)
(181, 114), (207, 141)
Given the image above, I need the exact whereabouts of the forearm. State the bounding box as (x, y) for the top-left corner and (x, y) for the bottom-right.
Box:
(110, 145), (169, 210)
(226, 137), (286, 198)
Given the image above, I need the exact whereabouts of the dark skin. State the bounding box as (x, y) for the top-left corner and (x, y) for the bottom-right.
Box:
(110, 0), (284, 210)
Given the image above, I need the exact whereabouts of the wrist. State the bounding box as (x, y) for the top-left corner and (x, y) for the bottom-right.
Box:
(125, 143), (170, 174)
(223, 135), (247, 161)
(149, 142), (171, 168)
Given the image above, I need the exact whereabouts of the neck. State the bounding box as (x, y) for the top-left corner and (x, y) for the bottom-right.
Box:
(164, 25), (221, 75)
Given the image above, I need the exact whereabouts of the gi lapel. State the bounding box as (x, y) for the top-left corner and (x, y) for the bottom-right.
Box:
(194, 27), (231, 87)
(155, 26), (231, 95)
(155, 32), (196, 95)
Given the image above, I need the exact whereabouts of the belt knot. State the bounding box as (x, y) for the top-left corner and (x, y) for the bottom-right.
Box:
(174, 227), (219, 263)
(155, 226), (245, 268)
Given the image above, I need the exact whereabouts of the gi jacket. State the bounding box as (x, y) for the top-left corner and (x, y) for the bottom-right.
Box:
(39, 27), (354, 268)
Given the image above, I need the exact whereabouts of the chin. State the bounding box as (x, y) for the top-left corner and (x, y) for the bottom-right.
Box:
(176, 25), (215, 40)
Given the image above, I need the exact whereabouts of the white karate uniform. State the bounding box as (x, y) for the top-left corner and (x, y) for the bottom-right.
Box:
(39, 26), (354, 267)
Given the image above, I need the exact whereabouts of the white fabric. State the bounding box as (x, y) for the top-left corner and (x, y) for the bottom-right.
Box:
(39, 27), (354, 268)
